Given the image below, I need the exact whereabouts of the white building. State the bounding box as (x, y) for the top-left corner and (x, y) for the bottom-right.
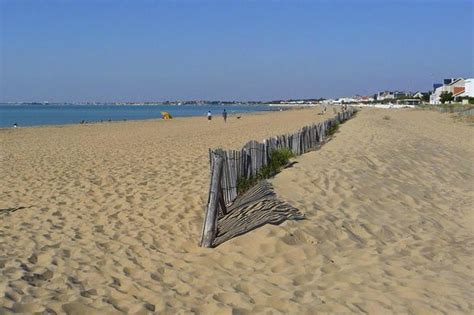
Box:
(430, 78), (465, 104)
(377, 91), (395, 101)
(337, 97), (357, 103)
(430, 86), (447, 104)
(412, 91), (424, 99)
(454, 78), (474, 98)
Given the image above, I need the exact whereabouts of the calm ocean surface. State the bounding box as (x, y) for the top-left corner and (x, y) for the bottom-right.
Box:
(0, 104), (272, 128)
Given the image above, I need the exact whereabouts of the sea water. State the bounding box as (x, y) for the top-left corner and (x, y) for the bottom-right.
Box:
(0, 104), (272, 128)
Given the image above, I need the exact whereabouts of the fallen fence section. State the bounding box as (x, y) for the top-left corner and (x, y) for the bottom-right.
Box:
(200, 108), (356, 247)
(213, 181), (304, 247)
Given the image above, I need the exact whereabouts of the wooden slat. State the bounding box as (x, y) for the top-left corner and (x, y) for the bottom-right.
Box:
(200, 154), (224, 248)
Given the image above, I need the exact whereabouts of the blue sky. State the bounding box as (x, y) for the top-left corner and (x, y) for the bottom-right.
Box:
(1, 0), (473, 102)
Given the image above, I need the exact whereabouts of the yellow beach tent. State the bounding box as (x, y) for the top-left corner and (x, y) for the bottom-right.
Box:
(161, 112), (172, 120)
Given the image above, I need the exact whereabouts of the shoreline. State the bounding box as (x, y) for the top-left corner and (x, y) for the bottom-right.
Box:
(0, 105), (315, 130)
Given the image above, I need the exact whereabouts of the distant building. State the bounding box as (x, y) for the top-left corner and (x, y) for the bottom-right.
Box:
(450, 78), (466, 95)
(354, 95), (374, 103)
(393, 91), (412, 99)
(430, 84), (446, 104)
(412, 91), (424, 98)
(376, 91), (395, 101)
(337, 97), (357, 103)
(430, 78), (465, 104)
(412, 91), (430, 101)
(397, 99), (421, 105)
(376, 91), (412, 101)
(453, 78), (473, 98)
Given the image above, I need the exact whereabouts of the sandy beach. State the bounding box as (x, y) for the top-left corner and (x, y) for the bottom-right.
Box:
(0, 108), (473, 314)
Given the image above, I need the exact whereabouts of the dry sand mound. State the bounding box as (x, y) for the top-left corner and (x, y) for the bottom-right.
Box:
(271, 109), (474, 313)
(0, 108), (472, 314)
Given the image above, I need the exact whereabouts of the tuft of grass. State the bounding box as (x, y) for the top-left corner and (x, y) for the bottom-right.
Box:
(383, 115), (391, 120)
(328, 121), (340, 135)
(237, 148), (294, 195)
(237, 177), (256, 195)
(267, 148), (294, 173)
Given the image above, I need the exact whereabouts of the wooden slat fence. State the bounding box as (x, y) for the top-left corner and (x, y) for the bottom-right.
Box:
(200, 108), (356, 247)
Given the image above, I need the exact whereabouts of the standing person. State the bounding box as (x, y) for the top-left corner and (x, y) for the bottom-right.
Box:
(222, 109), (227, 123)
(207, 110), (212, 121)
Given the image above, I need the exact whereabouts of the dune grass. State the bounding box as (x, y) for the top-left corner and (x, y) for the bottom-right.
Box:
(237, 148), (294, 195)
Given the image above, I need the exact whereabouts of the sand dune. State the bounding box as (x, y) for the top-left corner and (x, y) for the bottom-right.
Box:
(0, 108), (472, 314)
(271, 109), (474, 313)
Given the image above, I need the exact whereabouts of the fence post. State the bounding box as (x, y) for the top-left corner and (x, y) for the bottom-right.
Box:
(200, 154), (224, 248)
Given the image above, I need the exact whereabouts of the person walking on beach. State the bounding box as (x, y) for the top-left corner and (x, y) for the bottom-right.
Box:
(207, 110), (212, 121)
(222, 109), (227, 123)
